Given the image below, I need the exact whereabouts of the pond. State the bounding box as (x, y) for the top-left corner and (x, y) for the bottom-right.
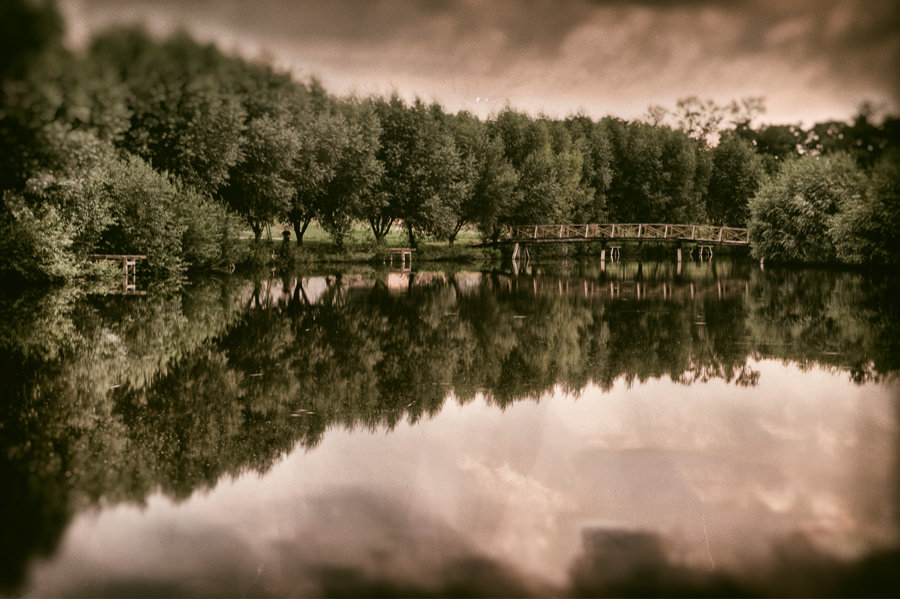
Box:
(1, 259), (898, 597)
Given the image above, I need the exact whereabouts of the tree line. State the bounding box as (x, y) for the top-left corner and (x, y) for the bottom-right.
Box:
(2, 0), (899, 282)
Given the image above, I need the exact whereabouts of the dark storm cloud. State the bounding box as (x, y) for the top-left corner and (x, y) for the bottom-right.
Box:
(65, 0), (900, 123)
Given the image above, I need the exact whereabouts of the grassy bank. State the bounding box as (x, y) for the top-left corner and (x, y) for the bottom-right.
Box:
(235, 222), (500, 269)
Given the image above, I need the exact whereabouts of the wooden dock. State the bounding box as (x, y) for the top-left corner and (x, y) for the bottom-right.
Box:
(386, 248), (414, 270)
(86, 254), (146, 293)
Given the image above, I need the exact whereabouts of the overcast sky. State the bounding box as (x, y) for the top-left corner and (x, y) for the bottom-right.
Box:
(62, 0), (900, 126)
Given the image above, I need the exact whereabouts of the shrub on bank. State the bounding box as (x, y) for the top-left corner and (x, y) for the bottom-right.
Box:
(748, 154), (867, 264)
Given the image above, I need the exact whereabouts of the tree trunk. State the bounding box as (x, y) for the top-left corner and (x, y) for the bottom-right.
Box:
(293, 218), (311, 245)
(449, 220), (463, 247)
(406, 222), (418, 249)
(369, 216), (393, 244)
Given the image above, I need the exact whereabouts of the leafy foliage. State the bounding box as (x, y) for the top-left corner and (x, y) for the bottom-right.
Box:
(706, 132), (765, 226)
(829, 151), (900, 265)
(748, 154), (866, 263)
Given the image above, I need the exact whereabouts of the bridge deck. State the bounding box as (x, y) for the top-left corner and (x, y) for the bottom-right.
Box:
(506, 224), (749, 246)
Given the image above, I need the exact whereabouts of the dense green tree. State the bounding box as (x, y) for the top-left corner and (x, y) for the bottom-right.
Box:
(0, 122), (120, 281)
(368, 96), (462, 247)
(490, 109), (583, 226)
(221, 115), (299, 242)
(564, 115), (612, 223)
(604, 119), (707, 223)
(89, 30), (246, 197)
(0, 191), (79, 282)
(737, 123), (805, 175)
(806, 108), (900, 168)
(445, 111), (517, 244)
(97, 154), (188, 272)
(318, 100), (383, 247)
(829, 150), (900, 265)
(284, 108), (347, 245)
(282, 99), (382, 248)
(749, 153), (866, 263)
(705, 132), (765, 226)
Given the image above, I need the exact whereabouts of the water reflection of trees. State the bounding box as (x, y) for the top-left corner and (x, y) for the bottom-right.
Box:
(0, 265), (897, 592)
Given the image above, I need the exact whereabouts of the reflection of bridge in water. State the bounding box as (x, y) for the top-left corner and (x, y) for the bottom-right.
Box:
(242, 267), (749, 309)
(504, 273), (749, 301)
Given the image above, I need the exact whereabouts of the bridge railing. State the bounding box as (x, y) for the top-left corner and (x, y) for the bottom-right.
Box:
(507, 224), (749, 245)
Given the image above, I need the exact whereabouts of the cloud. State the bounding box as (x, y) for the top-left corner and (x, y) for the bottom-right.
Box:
(63, 0), (900, 123)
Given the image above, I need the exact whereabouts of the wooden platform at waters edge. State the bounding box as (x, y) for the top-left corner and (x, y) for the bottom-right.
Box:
(386, 248), (414, 269)
(86, 254), (147, 262)
(86, 254), (146, 293)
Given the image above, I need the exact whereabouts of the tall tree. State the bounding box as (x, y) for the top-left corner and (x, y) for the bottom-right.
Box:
(604, 119), (707, 223)
(490, 109), (582, 226)
(367, 96), (461, 247)
(285, 108), (347, 245)
(220, 115), (299, 241)
(445, 111), (517, 244)
(318, 100), (383, 248)
(705, 132), (764, 226)
(89, 30), (246, 197)
(564, 115), (612, 224)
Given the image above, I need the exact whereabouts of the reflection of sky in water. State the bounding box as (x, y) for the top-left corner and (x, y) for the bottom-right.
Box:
(25, 360), (898, 597)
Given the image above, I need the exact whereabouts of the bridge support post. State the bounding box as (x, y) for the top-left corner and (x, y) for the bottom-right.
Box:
(511, 243), (530, 272)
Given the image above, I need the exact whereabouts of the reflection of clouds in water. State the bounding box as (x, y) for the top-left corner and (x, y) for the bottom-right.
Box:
(24, 360), (899, 596)
(548, 362), (899, 572)
(458, 455), (574, 581)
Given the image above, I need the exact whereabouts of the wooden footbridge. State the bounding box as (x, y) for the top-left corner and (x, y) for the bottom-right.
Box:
(504, 223), (750, 263)
(506, 224), (750, 245)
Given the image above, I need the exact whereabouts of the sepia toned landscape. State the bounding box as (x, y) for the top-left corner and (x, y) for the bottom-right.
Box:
(1, 1), (898, 596)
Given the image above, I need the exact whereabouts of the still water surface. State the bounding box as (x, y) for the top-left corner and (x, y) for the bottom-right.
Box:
(1, 259), (898, 597)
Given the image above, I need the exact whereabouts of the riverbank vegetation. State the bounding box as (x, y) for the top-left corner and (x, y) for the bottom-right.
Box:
(2, 0), (898, 282)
